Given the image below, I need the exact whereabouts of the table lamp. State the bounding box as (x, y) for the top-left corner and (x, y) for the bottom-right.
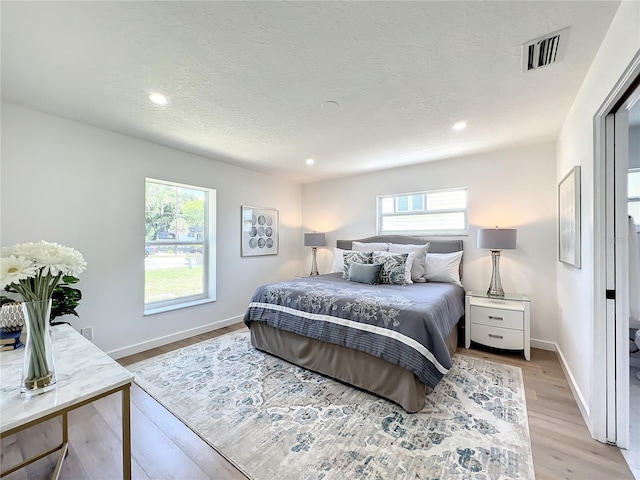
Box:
(304, 232), (326, 276)
(477, 227), (517, 298)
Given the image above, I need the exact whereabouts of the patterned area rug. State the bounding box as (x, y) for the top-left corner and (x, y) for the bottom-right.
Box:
(127, 330), (535, 479)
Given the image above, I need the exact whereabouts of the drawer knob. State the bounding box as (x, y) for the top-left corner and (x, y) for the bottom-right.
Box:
(488, 334), (504, 339)
(488, 316), (503, 321)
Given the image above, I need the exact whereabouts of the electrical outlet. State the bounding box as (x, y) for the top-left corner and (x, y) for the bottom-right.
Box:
(80, 327), (93, 340)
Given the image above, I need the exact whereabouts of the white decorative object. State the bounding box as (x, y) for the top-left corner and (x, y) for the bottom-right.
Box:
(241, 206), (279, 256)
(558, 166), (581, 268)
(0, 302), (24, 332)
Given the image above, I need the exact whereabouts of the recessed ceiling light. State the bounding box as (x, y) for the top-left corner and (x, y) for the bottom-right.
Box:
(306, 158), (315, 166)
(149, 92), (169, 106)
(453, 121), (467, 131)
(321, 100), (339, 109)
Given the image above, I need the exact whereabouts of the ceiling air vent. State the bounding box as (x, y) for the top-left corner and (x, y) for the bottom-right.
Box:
(522, 28), (569, 73)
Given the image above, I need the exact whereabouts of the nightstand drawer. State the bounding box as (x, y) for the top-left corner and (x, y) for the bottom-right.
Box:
(471, 324), (524, 350)
(469, 305), (523, 330)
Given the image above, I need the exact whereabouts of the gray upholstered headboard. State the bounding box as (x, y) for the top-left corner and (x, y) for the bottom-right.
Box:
(336, 235), (463, 277)
(336, 235), (462, 253)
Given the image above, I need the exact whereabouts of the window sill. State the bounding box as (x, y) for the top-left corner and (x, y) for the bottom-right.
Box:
(144, 298), (216, 316)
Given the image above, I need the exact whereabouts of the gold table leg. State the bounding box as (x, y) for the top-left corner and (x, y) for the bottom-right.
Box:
(50, 412), (70, 480)
(51, 441), (68, 480)
(122, 384), (132, 480)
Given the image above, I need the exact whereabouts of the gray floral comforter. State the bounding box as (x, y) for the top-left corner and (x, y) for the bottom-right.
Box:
(243, 273), (465, 388)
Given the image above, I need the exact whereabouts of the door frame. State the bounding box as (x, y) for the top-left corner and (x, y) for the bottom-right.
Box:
(593, 51), (640, 445)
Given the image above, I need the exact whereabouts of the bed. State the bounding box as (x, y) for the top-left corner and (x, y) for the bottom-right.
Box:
(243, 235), (465, 413)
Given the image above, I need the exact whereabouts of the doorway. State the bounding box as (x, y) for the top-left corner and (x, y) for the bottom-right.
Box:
(596, 56), (640, 478)
(622, 89), (640, 478)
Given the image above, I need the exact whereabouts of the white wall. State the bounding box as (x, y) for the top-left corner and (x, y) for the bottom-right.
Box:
(302, 141), (558, 346)
(556, 0), (640, 434)
(1, 102), (303, 356)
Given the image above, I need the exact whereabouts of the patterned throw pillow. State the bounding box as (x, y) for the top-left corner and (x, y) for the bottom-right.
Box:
(375, 251), (415, 284)
(332, 248), (353, 273)
(342, 251), (373, 279)
(387, 243), (430, 282)
(373, 252), (410, 285)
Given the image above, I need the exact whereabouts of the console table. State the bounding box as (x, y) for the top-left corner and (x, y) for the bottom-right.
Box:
(0, 324), (133, 479)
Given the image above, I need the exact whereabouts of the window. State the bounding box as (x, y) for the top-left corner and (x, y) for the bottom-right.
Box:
(145, 178), (216, 313)
(395, 194), (424, 212)
(629, 169), (640, 230)
(377, 188), (468, 235)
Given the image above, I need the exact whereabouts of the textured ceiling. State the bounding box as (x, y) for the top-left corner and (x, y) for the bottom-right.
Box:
(1, 1), (620, 183)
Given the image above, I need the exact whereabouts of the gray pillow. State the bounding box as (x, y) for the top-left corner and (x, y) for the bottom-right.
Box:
(348, 262), (383, 285)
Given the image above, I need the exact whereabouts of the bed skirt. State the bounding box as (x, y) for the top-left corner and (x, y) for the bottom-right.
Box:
(250, 321), (459, 413)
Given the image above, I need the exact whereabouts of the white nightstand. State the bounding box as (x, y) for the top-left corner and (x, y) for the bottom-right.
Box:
(465, 290), (531, 361)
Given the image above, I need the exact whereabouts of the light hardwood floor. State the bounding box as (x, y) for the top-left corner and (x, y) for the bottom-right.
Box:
(1, 324), (634, 479)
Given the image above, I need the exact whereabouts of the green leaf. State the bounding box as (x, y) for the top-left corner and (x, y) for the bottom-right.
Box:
(50, 277), (82, 323)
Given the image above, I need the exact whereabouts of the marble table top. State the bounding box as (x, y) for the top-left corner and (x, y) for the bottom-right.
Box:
(0, 324), (134, 433)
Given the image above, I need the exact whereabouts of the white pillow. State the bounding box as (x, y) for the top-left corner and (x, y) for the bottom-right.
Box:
(332, 248), (352, 273)
(352, 241), (389, 252)
(424, 251), (463, 287)
(387, 243), (430, 283)
(375, 251), (415, 285)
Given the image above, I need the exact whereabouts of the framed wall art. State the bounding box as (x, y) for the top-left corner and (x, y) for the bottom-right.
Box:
(558, 166), (581, 268)
(241, 205), (279, 256)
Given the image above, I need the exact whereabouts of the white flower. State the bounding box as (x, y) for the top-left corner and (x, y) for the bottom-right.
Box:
(57, 245), (87, 276)
(3, 241), (87, 277)
(0, 241), (86, 301)
(0, 255), (38, 289)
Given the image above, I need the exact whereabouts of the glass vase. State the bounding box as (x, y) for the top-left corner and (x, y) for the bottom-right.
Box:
(21, 299), (57, 396)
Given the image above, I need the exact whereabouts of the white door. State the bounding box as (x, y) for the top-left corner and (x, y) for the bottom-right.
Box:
(594, 54), (640, 448)
(605, 112), (617, 444)
(605, 107), (630, 447)
(605, 81), (640, 447)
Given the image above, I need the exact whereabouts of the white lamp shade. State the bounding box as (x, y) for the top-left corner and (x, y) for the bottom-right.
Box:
(304, 232), (326, 247)
(477, 228), (517, 250)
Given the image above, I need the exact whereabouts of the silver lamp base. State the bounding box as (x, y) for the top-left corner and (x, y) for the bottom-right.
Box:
(309, 247), (319, 276)
(487, 250), (505, 298)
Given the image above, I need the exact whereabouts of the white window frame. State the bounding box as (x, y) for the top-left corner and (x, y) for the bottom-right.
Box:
(144, 178), (217, 315)
(377, 187), (468, 236)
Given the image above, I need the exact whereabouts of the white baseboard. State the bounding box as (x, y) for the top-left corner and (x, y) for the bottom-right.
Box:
(555, 342), (591, 424)
(529, 339), (589, 421)
(531, 338), (556, 351)
(530, 339), (592, 426)
(107, 315), (244, 359)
